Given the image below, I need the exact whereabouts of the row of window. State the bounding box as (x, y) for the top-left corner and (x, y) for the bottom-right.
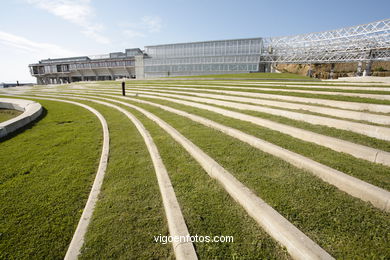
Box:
(33, 60), (135, 74)
(144, 63), (259, 73)
(145, 39), (263, 58)
(69, 60), (135, 69)
(144, 55), (261, 66)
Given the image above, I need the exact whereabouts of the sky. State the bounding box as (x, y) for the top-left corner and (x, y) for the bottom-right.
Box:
(0, 0), (389, 83)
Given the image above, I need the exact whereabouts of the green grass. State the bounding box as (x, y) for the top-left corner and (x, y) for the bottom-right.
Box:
(106, 97), (390, 259)
(119, 86), (390, 116)
(125, 85), (390, 105)
(79, 88), (390, 152)
(204, 83), (390, 95)
(46, 99), (291, 259)
(152, 93), (390, 152)
(3, 78), (390, 259)
(0, 98), (102, 259)
(0, 108), (22, 122)
(182, 93), (390, 127)
(123, 103), (290, 259)
(171, 72), (315, 80)
(123, 96), (390, 190)
(158, 80), (390, 88)
(75, 101), (172, 259)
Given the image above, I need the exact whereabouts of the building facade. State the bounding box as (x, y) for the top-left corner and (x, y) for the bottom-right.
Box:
(143, 38), (263, 78)
(29, 48), (143, 84)
(29, 18), (390, 84)
(29, 38), (265, 84)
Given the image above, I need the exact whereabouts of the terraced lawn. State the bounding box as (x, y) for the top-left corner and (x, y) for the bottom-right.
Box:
(0, 98), (102, 259)
(1, 76), (389, 259)
(172, 72), (315, 80)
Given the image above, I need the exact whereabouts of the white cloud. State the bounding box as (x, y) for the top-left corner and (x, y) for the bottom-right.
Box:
(26, 0), (110, 44)
(0, 31), (81, 82)
(0, 30), (79, 57)
(123, 29), (146, 38)
(142, 16), (162, 33)
(120, 16), (162, 39)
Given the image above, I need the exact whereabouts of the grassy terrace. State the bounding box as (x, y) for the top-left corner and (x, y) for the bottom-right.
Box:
(72, 89), (390, 151)
(28, 97), (289, 259)
(172, 72), (316, 80)
(73, 102), (172, 259)
(125, 85), (390, 105)
(104, 86), (390, 124)
(82, 93), (390, 190)
(1, 74), (390, 259)
(0, 108), (22, 122)
(121, 103), (289, 259)
(135, 92), (390, 152)
(0, 98), (101, 259)
(112, 80), (390, 88)
(71, 87), (390, 118)
(131, 82), (390, 95)
(94, 96), (390, 258)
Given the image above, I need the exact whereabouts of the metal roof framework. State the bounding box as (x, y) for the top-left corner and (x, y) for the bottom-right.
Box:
(261, 19), (390, 63)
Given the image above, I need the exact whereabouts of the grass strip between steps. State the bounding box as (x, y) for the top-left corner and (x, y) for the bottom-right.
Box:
(133, 96), (390, 191)
(0, 98), (101, 259)
(71, 101), (173, 259)
(106, 97), (390, 259)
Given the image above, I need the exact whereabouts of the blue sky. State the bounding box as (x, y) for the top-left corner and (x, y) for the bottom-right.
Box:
(1, 0), (389, 82)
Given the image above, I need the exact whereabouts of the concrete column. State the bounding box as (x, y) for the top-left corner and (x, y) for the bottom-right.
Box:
(107, 68), (115, 79)
(37, 77), (44, 85)
(356, 61), (363, 76)
(330, 63), (335, 79)
(262, 63), (271, 73)
(307, 64), (313, 77)
(125, 67), (133, 78)
(135, 55), (145, 79)
(363, 60), (372, 76)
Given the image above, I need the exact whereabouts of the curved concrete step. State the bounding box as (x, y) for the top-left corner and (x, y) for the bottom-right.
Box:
(26, 92), (334, 260)
(78, 98), (198, 260)
(128, 85), (390, 113)
(94, 94), (390, 213)
(16, 94), (197, 260)
(189, 82), (390, 91)
(142, 84), (390, 100)
(79, 91), (390, 168)
(126, 89), (390, 141)
(0, 98), (43, 138)
(95, 96), (334, 260)
(7, 95), (110, 260)
(126, 87), (390, 125)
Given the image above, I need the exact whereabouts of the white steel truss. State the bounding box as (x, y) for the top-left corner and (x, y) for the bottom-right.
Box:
(261, 19), (390, 63)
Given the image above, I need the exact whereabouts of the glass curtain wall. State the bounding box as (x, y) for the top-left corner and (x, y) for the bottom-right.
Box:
(144, 38), (262, 77)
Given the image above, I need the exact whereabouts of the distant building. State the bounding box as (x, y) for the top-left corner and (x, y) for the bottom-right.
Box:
(28, 18), (390, 84)
(29, 38), (264, 84)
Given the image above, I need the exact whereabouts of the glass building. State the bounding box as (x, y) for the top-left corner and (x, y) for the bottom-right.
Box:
(144, 38), (263, 77)
(29, 38), (264, 84)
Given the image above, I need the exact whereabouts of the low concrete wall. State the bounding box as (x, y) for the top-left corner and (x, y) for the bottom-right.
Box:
(0, 98), (43, 138)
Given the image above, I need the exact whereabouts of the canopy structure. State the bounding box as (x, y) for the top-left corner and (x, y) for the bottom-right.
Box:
(261, 19), (390, 63)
